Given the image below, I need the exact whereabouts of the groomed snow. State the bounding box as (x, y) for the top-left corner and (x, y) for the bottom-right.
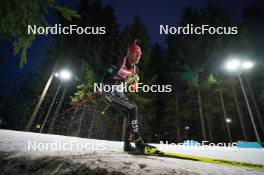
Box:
(0, 129), (264, 175)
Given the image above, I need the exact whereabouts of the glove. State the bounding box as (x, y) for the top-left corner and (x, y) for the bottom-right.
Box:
(126, 73), (139, 85)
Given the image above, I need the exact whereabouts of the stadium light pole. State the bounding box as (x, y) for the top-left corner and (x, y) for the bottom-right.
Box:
(25, 60), (60, 131)
(225, 118), (232, 142)
(225, 58), (261, 143)
(40, 69), (72, 133)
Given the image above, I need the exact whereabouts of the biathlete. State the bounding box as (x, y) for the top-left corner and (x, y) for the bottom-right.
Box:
(101, 40), (159, 155)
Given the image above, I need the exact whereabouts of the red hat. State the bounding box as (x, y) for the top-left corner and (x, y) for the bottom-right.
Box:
(128, 43), (141, 53)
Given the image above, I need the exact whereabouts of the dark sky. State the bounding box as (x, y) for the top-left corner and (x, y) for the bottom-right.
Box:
(0, 0), (261, 95)
(100, 0), (208, 43)
(100, 0), (261, 43)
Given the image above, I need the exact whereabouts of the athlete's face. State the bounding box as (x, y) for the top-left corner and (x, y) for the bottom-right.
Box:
(127, 51), (142, 65)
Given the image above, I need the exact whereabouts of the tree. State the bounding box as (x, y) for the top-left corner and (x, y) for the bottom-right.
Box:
(162, 2), (248, 142)
(56, 0), (121, 138)
(1, 73), (37, 130)
(0, 0), (79, 66)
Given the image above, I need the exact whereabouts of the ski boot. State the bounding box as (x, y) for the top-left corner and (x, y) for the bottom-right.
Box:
(134, 139), (161, 155)
(123, 128), (136, 152)
(123, 141), (136, 153)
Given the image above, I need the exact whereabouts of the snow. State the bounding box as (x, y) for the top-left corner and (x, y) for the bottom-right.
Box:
(0, 129), (264, 175)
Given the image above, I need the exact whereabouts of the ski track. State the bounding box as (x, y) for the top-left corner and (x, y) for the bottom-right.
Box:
(0, 129), (264, 175)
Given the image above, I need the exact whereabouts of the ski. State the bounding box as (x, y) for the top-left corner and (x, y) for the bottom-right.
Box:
(125, 150), (264, 170)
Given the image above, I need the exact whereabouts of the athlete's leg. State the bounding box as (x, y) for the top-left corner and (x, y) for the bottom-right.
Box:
(123, 115), (136, 152)
(102, 92), (158, 154)
(102, 92), (140, 138)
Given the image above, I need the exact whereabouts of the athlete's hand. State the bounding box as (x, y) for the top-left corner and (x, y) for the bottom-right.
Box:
(126, 73), (139, 85)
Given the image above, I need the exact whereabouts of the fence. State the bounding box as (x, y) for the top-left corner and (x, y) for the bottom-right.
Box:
(45, 99), (125, 141)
